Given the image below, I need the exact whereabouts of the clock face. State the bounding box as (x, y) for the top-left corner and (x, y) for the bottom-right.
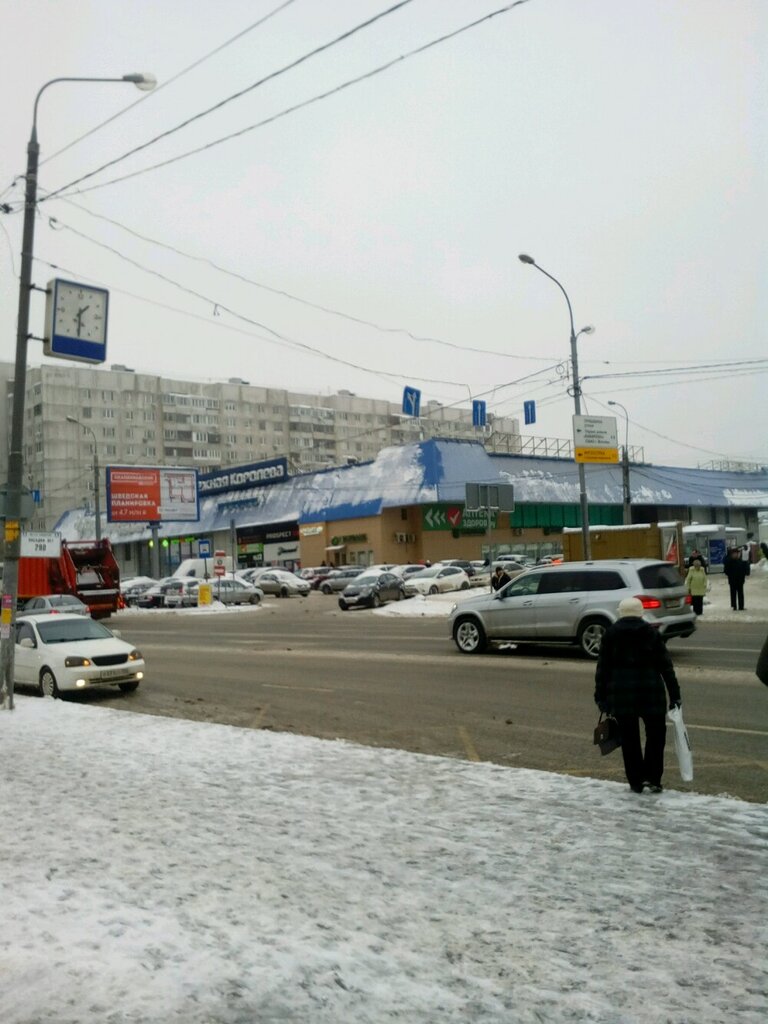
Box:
(53, 282), (108, 342)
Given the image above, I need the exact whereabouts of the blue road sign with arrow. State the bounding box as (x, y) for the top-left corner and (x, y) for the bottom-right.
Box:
(472, 400), (487, 427)
(402, 386), (421, 417)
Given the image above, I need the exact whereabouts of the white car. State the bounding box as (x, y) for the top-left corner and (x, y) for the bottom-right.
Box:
(14, 613), (145, 697)
(404, 565), (471, 596)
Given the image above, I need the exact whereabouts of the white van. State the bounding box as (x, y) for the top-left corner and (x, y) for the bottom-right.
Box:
(173, 556), (233, 580)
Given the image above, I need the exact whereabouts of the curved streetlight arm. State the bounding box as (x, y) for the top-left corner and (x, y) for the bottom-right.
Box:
(32, 74), (156, 139)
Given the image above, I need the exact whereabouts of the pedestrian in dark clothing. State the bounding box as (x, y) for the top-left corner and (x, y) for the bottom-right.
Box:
(687, 548), (708, 571)
(723, 548), (749, 610)
(756, 633), (768, 687)
(491, 566), (511, 591)
(594, 597), (681, 794)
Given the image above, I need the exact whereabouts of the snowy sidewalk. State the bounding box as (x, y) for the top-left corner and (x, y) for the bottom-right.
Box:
(2, 700), (766, 1024)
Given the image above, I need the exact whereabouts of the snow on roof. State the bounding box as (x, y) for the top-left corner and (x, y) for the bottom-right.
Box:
(53, 440), (768, 543)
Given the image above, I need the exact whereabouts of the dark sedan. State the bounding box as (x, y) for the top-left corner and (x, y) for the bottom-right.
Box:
(338, 571), (405, 610)
(135, 578), (182, 608)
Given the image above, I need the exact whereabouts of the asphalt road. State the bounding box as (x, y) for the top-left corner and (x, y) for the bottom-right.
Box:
(79, 595), (767, 803)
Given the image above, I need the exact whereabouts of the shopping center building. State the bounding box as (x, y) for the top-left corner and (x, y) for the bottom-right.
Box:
(53, 439), (768, 579)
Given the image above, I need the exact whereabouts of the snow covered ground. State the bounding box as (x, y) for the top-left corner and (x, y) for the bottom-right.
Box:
(2, 699), (766, 1024)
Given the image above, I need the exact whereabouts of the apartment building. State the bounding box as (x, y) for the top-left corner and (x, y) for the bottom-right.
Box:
(2, 362), (520, 531)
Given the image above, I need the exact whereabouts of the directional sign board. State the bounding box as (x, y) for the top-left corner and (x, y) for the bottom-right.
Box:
(472, 400), (487, 428)
(465, 483), (515, 512)
(572, 415), (619, 464)
(402, 386), (421, 418)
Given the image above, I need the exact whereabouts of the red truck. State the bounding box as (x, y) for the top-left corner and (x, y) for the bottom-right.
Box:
(17, 539), (121, 619)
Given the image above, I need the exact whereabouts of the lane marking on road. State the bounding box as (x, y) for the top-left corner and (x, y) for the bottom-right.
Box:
(261, 683), (335, 693)
(687, 724), (768, 737)
(457, 726), (480, 762)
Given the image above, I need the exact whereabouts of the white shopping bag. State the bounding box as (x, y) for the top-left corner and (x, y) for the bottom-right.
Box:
(667, 706), (693, 781)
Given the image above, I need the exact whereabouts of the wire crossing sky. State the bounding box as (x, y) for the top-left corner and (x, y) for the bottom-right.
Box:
(0, 0), (765, 467)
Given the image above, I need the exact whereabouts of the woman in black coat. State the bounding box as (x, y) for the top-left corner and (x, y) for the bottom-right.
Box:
(595, 598), (681, 794)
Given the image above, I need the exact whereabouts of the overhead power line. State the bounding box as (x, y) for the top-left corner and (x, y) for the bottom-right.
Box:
(41, 217), (485, 389)
(53, 195), (557, 362)
(40, 0), (417, 203)
(39, 0), (300, 168)
(46, 1), (533, 202)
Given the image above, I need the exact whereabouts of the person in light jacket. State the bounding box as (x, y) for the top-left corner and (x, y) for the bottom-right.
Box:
(594, 598), (681, 794)
(684, 558), (708, 616)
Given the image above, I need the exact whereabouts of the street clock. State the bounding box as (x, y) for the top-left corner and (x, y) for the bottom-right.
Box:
(44, 278), (109, 363)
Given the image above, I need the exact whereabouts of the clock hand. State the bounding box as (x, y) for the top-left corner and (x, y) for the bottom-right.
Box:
(74, 305), (89, 337)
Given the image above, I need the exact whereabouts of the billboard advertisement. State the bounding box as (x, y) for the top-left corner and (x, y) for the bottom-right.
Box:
(106, 466), (200, 523)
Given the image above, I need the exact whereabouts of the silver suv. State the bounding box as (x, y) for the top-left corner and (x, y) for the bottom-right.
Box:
(449, 559), (696, 658)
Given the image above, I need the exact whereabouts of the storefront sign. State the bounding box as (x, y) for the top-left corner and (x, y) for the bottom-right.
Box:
(198, 457), (288, 495)
(330, 533), (367, 545)
(422, 504), (497, 532)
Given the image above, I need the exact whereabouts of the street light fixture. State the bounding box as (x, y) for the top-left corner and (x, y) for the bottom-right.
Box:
(66, 416), (101, 542)
(518, 254), (593, 559)
(608, 401), (632, 525)
(0, 72), (156, 713)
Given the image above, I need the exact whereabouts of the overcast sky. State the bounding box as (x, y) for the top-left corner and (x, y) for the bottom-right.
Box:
(1, 0), (765, 467)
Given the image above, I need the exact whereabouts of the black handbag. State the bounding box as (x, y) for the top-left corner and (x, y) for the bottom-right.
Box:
(593, 713), (621, 756)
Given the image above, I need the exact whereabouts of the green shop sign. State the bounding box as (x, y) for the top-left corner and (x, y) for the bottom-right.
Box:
(422, 504), (497, 532)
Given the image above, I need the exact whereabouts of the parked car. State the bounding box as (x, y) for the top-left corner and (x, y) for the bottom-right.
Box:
(14, 612), (145, 696)
(437, 559), (476, 577)
(121, 578), (157, 606)
(135, 578), (182, 608)
(338, 571), (406, 610)
(391, 564), (430, 579)
(23, 594), (90, 616)
(319, 567), (365, 594)
(237, 567), (271, 585)
(449, 559), (697, 658)
(490, 560), (527, 576)
(298, 566), (331, 585)
(163, 578), (206, 608)
(404, 565), (471, 596)
(209, 577), (263, 605)
(257, 570), (311, 598)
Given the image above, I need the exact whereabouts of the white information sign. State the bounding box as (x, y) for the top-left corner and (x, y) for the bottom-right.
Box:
(20, 531), (62, 558)
(572, 415), (618, 448)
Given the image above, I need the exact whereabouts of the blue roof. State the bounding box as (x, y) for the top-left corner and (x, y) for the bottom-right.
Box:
(55, 439), (768, 543)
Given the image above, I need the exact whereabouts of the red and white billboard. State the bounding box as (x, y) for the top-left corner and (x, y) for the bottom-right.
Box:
(106, 466), (199, 523)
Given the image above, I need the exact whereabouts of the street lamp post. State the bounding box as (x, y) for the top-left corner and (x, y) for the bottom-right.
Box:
(518, 254), (594, 559)
(66, 416), (101, 542)
(0, 72), (155, 712)
(608, 400), (631, 525)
